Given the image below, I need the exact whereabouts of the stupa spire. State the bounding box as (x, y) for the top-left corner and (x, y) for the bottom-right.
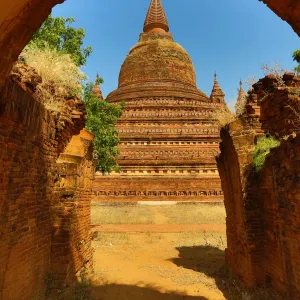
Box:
(92, 73), (103, 100)
(235, 79), (247, 116)
(210, 73), (225, 103)
(238, 79), (245, 98)
(143, 0), (169, 33)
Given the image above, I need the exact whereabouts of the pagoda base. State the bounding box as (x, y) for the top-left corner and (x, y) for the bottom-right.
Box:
(92, 175), (223, 202)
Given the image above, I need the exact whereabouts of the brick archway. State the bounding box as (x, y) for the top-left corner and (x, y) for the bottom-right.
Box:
(0, 1), (299, 299)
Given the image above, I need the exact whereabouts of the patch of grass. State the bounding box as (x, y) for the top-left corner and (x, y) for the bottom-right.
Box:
(253, 136), (280, 172)
(91, 203), (226, 225)
(93, 231), (227, 250)
(162, 204), (226, 224)
(290, 88), (300, 96)
(91, 205), (155, 224)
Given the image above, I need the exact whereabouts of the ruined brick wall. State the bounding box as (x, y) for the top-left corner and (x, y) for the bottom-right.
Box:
(217, 120), (266, 287)
(0, 70), (94, 299)
(259, 73), (300, 136)
(261, 0), (300, 37)
(260, 135), (300, 298)
(217, 75), (300, 298)
(53, 130), (95, 287)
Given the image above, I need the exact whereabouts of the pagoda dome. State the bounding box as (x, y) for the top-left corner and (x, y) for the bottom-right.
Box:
(118, 32), (196, 88)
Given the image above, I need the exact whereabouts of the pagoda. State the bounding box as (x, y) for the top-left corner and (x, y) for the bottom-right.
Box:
(93, 0), (226, 202)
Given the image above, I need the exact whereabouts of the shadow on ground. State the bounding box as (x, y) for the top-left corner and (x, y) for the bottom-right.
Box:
(170, 245), (232, 299)
(57, 246), (228, 300)
(170, 245), (281, 300)
(89, 283), (209, 300)
(171, 245), (225, 277)
(84, 246), (224, 300)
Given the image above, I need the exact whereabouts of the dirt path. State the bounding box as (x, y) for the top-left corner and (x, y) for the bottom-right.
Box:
(89, 231), (227, 300)
(91, 224), (226, 233)
(87, 203), (227, 300)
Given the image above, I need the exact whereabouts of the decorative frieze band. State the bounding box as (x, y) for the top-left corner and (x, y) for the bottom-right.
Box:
(98, 169), (219, 176)
(119, 170), (218, 176)
(117, 127), (219, 134)
(122, 97), (222, 108)
(93, 190), (224, 197)
(120, 141), (219, 145)
(121, 109), (214, 118)
(119, 149), (219, 158)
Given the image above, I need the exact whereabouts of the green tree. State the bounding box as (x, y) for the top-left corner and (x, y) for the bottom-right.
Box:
(29, 14), (92, 67)
(292, 50), (300, 75)
(83, 82), (125, 174)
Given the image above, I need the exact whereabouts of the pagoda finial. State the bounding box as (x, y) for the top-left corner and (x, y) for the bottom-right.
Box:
(143, 0), (169, 33)
(214, 72), (217, 81)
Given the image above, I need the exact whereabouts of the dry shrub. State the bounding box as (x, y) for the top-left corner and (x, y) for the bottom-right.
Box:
(213, 106), (236, 127)
(261, 62), (287, 87)
(35, 84), (66, 112)
(244, 62), (287, 92)
(287, 101), (300, 130)
(244, 76), (257, 91)
(20, 44), (85, 111)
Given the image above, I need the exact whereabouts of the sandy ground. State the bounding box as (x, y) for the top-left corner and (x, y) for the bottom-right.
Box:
(90, 232), (227, 300)
(53, 203), (276, 300)
(86, 203), (228, 300)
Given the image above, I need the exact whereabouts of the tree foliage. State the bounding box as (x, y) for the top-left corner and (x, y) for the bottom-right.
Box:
(28, 15), (123, 173)
(29, 14), (92, 67)
(83, 82), (125, 174)
(292, 50), (300, 75)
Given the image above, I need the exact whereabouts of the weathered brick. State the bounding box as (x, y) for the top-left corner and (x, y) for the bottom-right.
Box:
(0, 71), (94, 299)
(217, 75), (300, 299)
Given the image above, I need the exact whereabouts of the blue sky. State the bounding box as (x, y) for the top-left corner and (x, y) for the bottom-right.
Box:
(53, 0), (299, 109)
